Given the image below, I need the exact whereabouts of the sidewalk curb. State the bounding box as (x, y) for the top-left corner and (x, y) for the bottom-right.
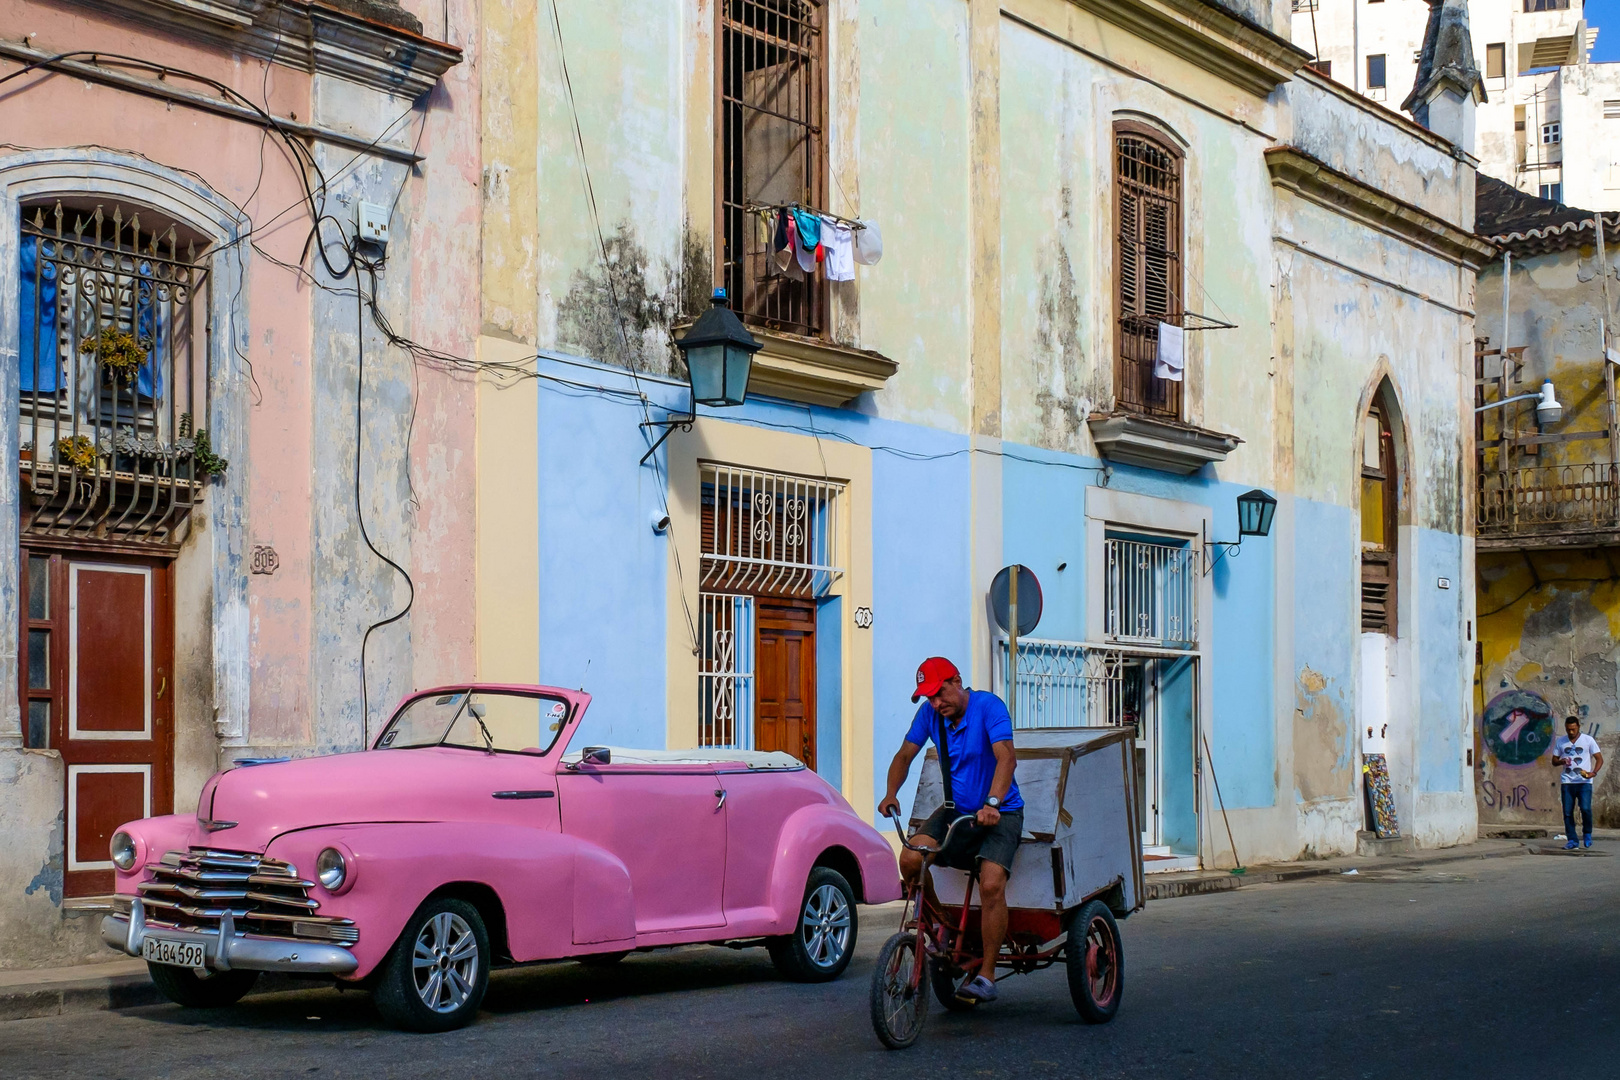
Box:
(1144, 841), (1534, 902)
(0, 972), (165, 1022)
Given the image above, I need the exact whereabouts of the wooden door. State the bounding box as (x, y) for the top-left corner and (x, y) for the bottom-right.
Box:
(20, 549), (174, 897)
(755, 598), (816, 769)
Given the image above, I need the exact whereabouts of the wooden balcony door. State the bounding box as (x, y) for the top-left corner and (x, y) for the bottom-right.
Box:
(755, 598), (816, 770)
(21, 548), (174, 897)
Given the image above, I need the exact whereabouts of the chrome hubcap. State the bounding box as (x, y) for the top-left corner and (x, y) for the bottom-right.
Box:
(412, 911), (479, 1013)
(800, 883), (851, 967)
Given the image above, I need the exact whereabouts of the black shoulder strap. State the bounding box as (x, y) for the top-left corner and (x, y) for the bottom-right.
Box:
(936, 713), (955, 809)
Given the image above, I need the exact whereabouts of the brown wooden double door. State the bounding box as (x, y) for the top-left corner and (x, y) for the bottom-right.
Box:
(754, 597), (816, 770)
(20, 547), (174, 897)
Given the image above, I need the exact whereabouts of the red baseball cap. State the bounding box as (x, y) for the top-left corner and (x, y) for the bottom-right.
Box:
(912, 657), (961, 702)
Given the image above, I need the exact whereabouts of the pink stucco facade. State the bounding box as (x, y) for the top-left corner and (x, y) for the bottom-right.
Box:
(0, 0), (480, 967)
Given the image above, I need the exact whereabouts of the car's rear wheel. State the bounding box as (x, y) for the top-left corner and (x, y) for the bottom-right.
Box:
(374, 898), (491, 1032)
(767, 866), (857, 982)
(146, 963), (259, 1008)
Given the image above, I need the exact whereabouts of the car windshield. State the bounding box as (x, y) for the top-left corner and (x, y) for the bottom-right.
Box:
(375, 690), (571, 756)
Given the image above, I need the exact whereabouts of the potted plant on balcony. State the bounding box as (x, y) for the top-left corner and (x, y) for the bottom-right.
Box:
(79, 327), (149, 385)
(55, 434), (97, 472)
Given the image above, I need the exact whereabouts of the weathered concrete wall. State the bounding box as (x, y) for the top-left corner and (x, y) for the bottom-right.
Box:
(1477, 550), (1620, 829)
(476, 1), (1481, 875)
(0, 0), (478, 969)
(1474, 236), (1620, 831)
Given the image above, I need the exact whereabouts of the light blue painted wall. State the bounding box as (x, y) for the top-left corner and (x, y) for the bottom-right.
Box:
(1000, 446), (1095, 642)
(816, 595), (843, 791)
(1417, 528), (1466, 793)
(536, 360), (673, 748)
(1292, 498), (1357, 799)
(869, 432), (973, 823)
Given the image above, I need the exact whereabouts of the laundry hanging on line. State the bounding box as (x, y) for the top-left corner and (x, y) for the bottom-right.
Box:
(1154, 321), (1185, 382)
(759, 206), (882, 281)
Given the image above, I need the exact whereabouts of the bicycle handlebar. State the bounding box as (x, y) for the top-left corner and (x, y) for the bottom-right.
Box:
(885, 808), (977, 854)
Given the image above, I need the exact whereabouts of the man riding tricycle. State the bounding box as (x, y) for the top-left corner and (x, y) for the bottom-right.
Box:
(871, 658), (1144, 1049)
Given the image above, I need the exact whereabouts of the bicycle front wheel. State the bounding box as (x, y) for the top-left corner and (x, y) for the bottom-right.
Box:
(870, 931), (929, 1050)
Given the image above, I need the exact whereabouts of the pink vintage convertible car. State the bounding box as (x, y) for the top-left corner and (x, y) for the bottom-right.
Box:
(101, 684), (901, 1031)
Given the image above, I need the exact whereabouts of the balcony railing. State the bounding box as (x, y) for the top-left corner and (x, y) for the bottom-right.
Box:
(993, 638), (1123, 730)
(1477, 463), (1620, 539)
(1104, 537), (1198, 648)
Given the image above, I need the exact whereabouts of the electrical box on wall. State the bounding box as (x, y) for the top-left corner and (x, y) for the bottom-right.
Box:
(356, 201), (390, 247)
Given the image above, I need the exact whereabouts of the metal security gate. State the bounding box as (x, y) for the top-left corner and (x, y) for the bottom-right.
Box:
(698, 464), (842, 753)
(19, 201), (211, 545)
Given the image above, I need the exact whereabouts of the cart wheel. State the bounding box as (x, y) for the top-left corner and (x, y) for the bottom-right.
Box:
(1065, 899), (1124, 1024)
(930, 963), (978, 1011)
(870, 932), (930, 1050)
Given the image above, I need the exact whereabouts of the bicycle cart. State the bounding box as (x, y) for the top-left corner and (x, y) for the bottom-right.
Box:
(870, 727), (1145, 1049)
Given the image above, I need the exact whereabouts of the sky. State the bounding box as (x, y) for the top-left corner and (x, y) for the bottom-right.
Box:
(1591, 0), (1620, 63)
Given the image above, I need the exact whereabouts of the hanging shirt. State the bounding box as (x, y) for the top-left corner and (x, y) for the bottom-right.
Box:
(791, 208), (822, 270)
(1555, 733), (1601, 784)
(777, 214), (805, 279)
(822, 219), (855, 281)
(904, 690), (1023, 813)
(1154, 321), (1185, 382)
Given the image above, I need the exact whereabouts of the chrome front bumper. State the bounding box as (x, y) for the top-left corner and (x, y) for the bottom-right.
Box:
(102, 898), (359, 976)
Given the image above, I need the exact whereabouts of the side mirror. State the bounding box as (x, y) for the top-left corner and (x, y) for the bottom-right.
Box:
(469, 703), (487, 720)
(580, 746), (611, 766)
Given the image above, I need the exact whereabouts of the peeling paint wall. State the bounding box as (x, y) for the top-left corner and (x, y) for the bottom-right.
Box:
(477, 1), (1481, 874)
(1474, 235), (1620, 831)
(0, 0), (480, 969)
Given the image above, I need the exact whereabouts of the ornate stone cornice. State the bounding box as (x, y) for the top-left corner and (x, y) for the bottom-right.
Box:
(1057, 0), (1312, 99)
(1265, 146), (1497, 267)
(60, 0), (460, 99)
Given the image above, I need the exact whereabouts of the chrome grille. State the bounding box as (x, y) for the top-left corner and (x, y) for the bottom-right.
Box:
(134, 848), (358, 945)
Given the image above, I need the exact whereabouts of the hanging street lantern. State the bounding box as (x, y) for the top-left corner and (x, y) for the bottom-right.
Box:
(1204, 488), (1279, 575)
(641, 289), (764, 464)
(1235, 488), (1278, 538)
(678, 289), (761, 407)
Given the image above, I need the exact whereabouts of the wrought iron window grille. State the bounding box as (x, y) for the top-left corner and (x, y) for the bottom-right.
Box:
(18, 201), (213, 547)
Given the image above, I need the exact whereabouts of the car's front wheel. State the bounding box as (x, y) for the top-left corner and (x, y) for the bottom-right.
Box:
(147, 963), (259, 1008)
(767, 866), (857, 982)
(374, 897), (491, 1032)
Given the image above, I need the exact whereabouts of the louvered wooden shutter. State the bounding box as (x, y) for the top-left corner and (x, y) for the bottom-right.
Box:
(1119, 188), (1141, 315)
(1360, 552), (1394, 634)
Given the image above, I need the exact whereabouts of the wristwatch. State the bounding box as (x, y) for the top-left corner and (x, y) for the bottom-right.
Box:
(985, 796), (1001, 809)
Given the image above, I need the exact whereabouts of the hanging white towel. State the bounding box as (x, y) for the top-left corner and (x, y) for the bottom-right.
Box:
(853, 219), (883, 265)
(822, 218), (855, 281)
(1153, 321), (1185, 382)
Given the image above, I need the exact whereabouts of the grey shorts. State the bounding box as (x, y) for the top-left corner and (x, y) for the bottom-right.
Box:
(916, 805), (1024, 874)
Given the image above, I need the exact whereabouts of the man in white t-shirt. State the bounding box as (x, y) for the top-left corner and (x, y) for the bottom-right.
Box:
(1552, 717), (1604, 850)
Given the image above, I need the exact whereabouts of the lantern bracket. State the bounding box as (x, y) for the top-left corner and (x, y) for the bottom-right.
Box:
(639, 407), (696, 466)
(1202, 522), (1243, 576)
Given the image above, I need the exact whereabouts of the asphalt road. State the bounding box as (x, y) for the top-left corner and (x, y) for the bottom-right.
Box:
(4, 849), (1618, 1079)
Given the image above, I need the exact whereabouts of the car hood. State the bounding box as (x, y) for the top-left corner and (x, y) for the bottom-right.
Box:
(201, 747), (550, 851)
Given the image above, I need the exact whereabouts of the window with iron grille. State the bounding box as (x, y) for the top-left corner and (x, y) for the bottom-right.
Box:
(1104, 536), (1198, 649)
(718, 0), (826, 339)
(1114, 125), (1184, 420)
(17, 201), (212, 547)
(1360, 401), (1397, 635)
(697, 464), (843, 749)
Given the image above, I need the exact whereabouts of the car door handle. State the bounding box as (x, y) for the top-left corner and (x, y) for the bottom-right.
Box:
(493, 790), (556, 800)
(714, 788), (726, 811)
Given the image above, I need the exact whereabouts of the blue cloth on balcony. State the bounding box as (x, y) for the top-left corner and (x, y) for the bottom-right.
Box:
(18, 236), (164, 399)
(20, 235), (60, 394)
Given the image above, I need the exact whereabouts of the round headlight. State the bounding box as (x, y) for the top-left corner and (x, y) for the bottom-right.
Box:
(110, 831), (138, 872)
(316, 847), (347, 892)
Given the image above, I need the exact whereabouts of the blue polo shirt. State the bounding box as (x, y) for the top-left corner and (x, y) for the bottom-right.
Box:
(905, 689), (1023, 812)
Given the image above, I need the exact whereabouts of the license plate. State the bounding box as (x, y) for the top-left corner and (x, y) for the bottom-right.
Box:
(143, 937), (206, 969)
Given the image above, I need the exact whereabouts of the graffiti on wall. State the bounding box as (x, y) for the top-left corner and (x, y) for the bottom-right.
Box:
(1480, 779), (1539, 811)
(1481, 689), (1554, 766)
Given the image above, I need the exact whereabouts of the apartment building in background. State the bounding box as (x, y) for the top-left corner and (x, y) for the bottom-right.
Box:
(1291, 0), (1620, 210)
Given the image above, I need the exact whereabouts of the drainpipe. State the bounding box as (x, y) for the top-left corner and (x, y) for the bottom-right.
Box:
(1595, 214), (1618, 475)
(1353, 0), (1361, 92)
